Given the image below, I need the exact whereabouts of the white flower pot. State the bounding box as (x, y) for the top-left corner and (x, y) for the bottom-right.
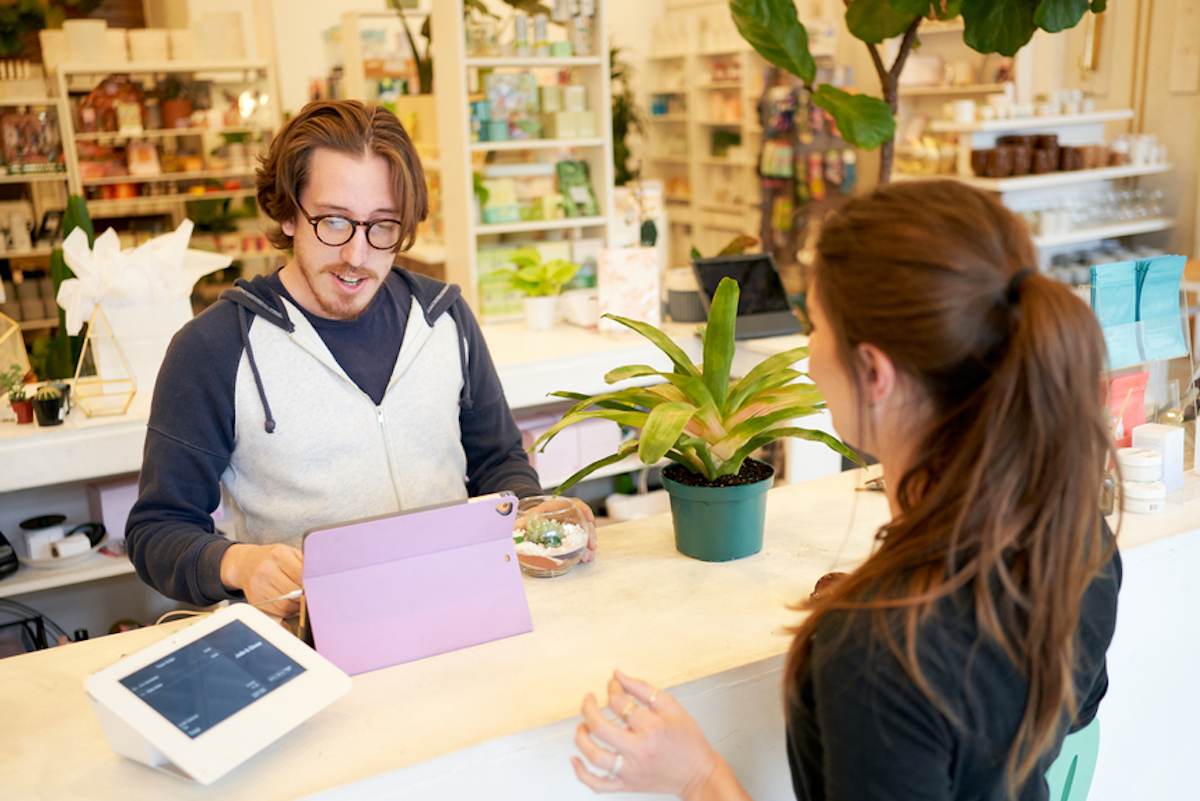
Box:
(523, 296), (558, 331)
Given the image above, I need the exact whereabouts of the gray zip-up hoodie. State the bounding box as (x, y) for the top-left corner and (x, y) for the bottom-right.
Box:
(126, 268), (541, 606)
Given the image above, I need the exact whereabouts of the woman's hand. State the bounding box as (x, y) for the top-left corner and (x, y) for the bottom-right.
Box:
(571, 670), (722, 799)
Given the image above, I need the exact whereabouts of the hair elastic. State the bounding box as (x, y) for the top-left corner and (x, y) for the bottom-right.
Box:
(1006, 268), (1035, 306)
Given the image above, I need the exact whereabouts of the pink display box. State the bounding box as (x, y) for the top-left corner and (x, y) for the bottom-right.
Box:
(88, 474), (224, 542)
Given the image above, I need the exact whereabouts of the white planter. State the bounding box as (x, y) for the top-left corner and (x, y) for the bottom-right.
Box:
(523, 296), (558, 331)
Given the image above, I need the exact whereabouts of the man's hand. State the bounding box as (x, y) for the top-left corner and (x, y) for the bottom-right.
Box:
(220, 543), (304, 617)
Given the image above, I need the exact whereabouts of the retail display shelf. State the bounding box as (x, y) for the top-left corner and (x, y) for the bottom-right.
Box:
(701, 158), (752, 167)
(1033, 218), (1175, 249)
(18, 318), (58, 331)
(697, 119), (743, 127)
(86, 189), (256, 217)
(57, 60), (268, 75)
(649, 154), (689, 164)
(665, 195), (692, 204)
(0, 97), (56, 106)
(648, 114), (688, 123)
(74, 126), (269, 141)
(81, 169), (256, 187)
(649, 87), (686, 94)
(0, 553), (135, 599)
(929, 109), (1134, 134)
(700, 47), (751, 57)
(903, 83), (1008, 97)
(647, 52), (687, 60)
(464, 56), (602, 69)
(954, 162), (1171, 192)
(470, 137), (605, 153)
(2, 246), (54, 259)
(477, 216), (607, 236)
(701, 203), (753, 214)
(698, 82), (741, 90)
(0, 172), (67, 184)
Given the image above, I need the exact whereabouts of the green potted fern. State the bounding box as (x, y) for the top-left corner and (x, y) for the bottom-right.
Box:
(533, 277), (858, 562)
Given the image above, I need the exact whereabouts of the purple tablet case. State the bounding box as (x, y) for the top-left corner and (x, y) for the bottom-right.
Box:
(302, 494), (532, 676)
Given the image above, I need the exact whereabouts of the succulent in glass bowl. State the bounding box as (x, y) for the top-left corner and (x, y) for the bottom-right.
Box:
(512, 496), (593, 578)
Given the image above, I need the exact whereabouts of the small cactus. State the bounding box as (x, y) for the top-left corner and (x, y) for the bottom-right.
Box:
(35, 384), (62, 401)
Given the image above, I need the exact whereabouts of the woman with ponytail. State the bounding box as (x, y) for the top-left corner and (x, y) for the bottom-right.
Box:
(571, 180), (1121, 801)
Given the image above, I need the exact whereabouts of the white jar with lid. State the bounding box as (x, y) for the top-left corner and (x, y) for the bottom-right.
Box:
(1116, 447), (1163, 483)
(1122, 480), (1167, 514)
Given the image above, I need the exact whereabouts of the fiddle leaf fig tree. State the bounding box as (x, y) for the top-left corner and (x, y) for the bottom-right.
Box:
(729, 0), (1109, 182)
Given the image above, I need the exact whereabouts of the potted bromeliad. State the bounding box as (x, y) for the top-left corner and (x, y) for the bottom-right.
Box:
(533, 277), (859, 562)
(508, 248), (580, 331)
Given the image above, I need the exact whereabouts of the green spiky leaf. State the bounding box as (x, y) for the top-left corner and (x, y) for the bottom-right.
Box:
(702, 277), (739, 408)
(639, 402), (698, 464)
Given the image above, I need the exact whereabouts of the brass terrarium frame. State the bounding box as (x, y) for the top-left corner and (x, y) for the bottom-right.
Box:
(72, 305), (136, 417)
(0, 311), (31, 379)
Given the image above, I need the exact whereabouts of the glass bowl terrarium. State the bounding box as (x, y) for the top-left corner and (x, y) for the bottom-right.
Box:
(512, 496), (592, 578)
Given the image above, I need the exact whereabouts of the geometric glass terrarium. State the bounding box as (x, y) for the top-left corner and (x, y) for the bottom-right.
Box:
(72, 305), (136, 417)
(0, 311), (31, 379)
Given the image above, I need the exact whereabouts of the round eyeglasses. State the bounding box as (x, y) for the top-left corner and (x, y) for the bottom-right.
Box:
(297, 204), (404, 250)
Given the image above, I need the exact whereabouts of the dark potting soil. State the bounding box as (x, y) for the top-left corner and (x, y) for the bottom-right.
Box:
(663, 459), (774, 488)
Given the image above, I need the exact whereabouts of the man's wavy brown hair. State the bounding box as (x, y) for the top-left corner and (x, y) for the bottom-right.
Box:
(256, 100), (428, 252)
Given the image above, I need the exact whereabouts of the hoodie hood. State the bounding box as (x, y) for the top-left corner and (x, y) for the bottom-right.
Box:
(216, 267), (471, 433)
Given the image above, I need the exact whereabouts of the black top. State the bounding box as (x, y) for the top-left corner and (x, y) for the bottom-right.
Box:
(786, 544), (1122, 801)
(267, 271), (408, 405)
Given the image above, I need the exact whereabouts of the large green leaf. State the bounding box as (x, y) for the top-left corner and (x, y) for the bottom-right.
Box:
(727, 427), (864, 470)
(555, 439), (640, 493)
(729, 0), (816, 83)
(549, 390), (647, 414)
(961, 0), (1036, 56)
(846, 0), (919, 44)
(715, 404), (831, 458)
(1034, 0), (1089, 32)
(812, 85), (896, 149)
(604, 364), (660, 383)
(702, 277), (739, 408)
(725, 368), (804, 416)
(639, 402), (697, 464)
(1090, 0), (1106, 11)
(603, 313), (701, 378)
(602, 366), (719, 417)
(735, 346), (809, 389)
(727, 384), (825, 426)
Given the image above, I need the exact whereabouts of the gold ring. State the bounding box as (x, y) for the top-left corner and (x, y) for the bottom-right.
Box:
(648, 688), (659, 706)
(620, 699), (638, 720)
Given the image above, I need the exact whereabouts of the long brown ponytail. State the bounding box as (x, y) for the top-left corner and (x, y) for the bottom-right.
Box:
(787, 180), (1117, 794)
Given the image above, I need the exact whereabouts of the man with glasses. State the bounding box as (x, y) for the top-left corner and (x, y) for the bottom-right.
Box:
(126, 101), (592, 615)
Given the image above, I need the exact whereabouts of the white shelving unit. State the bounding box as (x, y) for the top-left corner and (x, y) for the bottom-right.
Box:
(643, 3), (774, 265)
(915, 108), (1173, 265)
(432, 1), (614, 310)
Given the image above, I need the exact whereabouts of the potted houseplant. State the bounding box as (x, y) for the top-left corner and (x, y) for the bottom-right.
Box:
(533, 277), (859, 562)
(2, 363), (33, 424)
(32, 383), (64, 427)
(508, 248), (580, 331)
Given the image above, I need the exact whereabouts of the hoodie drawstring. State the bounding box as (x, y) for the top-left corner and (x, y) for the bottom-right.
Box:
(238, 305), (278, 433)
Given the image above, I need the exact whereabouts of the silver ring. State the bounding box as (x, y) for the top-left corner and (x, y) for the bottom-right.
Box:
(606, 752), (623, 780)
(620, 699), (638, 720)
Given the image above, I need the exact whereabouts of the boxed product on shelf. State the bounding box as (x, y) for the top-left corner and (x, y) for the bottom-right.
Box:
(485, 72), (542, 141)
(556, 160), (599, 217)
(1, 109), (64, 174)
(543, 110), (596, 139)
